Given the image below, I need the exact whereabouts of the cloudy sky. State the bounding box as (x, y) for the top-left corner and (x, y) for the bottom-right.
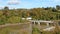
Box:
(0, 0), (60, 9)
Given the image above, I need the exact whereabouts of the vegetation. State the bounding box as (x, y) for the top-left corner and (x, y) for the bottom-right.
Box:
(32, 22), (60, 34)
(0, 5), (60, 24)
(0, 24), (30, 34)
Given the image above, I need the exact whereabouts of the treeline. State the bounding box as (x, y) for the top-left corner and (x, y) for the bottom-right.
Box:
(0, 5), (60, 24)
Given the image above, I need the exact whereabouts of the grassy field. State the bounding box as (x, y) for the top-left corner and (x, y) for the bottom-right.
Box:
(0, 23), (31, 34)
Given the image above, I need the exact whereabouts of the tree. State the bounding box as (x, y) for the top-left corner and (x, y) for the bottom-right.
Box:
(56, 5), (60, 10)
(4, 6), (9, 10)
(3, 6), (9, 18)
(52, 7), (57, 12)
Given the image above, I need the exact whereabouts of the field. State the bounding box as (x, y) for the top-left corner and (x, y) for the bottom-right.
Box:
(0, 23), (32, 34)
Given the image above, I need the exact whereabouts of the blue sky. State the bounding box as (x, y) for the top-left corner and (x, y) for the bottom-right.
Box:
(0, 0), (60, 9)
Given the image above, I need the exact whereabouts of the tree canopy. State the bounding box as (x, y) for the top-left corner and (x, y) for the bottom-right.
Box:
(0, 5), (60, 24)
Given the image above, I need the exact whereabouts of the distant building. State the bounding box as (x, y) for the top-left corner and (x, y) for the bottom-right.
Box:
(22, 17), (32, 20)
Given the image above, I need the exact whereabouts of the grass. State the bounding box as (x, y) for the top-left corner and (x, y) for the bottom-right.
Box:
(32, 26), (41, 34)
(0, 23), (30, 34)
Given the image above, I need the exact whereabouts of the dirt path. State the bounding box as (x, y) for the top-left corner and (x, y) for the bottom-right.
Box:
(0, 23), (29, 28)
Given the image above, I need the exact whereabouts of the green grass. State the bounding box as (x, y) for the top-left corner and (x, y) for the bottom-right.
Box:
(0, 24), (30, 34)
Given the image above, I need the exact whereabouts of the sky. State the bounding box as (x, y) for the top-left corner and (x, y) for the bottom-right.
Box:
(0, 0), (60, 9)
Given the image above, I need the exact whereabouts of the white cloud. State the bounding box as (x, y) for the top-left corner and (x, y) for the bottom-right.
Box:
(0, 6), (5, 9)
(7, 0), (20, 5)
